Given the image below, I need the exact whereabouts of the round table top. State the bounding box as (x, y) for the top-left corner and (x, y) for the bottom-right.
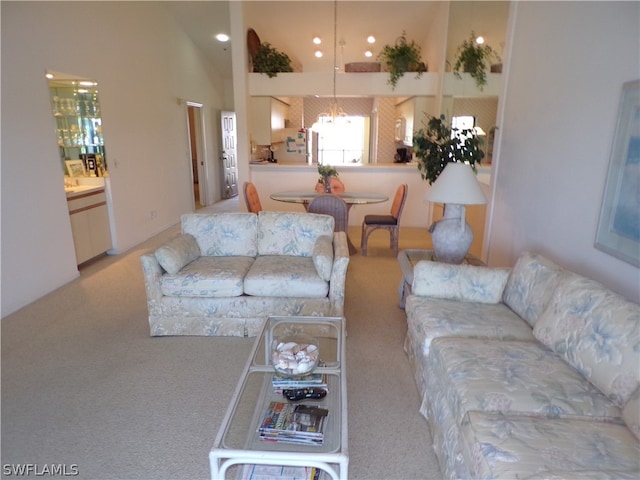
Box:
(271, 191), (389, 205)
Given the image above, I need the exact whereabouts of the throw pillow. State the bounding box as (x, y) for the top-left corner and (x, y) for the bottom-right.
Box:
(312, 235), (333, 281)
(412, 261), (510, 304)
(155, 233), (200, 275)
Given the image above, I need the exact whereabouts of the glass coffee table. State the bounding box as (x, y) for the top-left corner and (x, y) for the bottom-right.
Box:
(209, 316), (348, 480)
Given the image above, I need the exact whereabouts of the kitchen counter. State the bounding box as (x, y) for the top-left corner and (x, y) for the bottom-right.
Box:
(65, 185), (105, 197)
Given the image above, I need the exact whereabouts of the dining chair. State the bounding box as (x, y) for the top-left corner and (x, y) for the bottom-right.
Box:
(243, 181), (263, 213)
(307, 194), (349, 235)
(361, 184), (408, 256)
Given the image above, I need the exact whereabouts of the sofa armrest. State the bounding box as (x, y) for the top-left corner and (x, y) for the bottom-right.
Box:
(140, 253), (165, 315)
(329, 231), (350, 316)
(412, 260), (510, 304)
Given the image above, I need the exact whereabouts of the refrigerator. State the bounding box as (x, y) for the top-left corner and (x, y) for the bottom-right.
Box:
(275, 128), (318, 164)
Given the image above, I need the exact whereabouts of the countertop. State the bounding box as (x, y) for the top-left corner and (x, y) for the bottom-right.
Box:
(65, 185), (105, 198)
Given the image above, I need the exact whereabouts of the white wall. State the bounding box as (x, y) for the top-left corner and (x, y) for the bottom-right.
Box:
(487, 1), (640, 302)
(1, 2), (229, 317)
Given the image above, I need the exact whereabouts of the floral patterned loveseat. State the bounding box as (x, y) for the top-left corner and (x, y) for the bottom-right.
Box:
(140, 211), (349, 337)
(404, 251), (640, 479)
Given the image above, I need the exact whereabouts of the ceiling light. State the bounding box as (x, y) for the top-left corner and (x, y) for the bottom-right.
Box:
(367, 35), (376, 44)
(364, 50), (373, 58)
(475, 36), (485, 45)
(215, 33), (229, 42)
(45, 73), (54, 79)
(313, 37), (322, 45)
(315, 50), (324, 58)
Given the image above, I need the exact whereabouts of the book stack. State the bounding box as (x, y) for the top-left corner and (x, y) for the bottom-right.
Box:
(272, 372), (328, 394)
(258, 402), (328, 446)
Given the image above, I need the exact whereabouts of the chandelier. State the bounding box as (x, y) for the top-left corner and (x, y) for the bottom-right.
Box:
(318, 0), (347, 124)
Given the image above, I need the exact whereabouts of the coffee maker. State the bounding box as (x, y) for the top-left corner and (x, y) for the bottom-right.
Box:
(394, 147), (411, 163)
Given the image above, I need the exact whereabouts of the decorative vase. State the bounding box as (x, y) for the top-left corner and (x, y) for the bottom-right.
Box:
(431, 204), (473, 264)
(323, 176), (332, 193)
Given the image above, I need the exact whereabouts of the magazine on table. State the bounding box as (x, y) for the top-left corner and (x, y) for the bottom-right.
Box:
(240, 464), (326, 480)
(258, 402), (328, 445)
(271, 372), (328, 391)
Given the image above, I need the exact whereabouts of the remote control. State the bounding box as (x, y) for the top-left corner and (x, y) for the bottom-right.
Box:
(282, 387), (327, 402)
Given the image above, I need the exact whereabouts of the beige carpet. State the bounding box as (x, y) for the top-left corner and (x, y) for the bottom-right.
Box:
(1, 198), (442, 480)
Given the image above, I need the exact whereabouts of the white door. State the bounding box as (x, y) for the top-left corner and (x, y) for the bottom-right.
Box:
(220, 111), (238, 198)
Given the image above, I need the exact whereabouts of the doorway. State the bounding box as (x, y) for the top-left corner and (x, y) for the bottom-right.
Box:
(186, 102), (206, 209)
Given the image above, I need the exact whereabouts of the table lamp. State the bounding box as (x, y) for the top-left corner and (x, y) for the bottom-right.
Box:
(426, 162), (487, 264)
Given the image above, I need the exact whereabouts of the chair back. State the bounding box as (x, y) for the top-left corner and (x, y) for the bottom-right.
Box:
(391, 184), (408, 220)
(243, 182), (262, 214)
(307, 194), (348, 233)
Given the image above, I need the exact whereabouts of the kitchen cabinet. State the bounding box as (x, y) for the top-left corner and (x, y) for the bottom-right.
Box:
(249, 96), (289, 145)
(67, 189), (112, 265)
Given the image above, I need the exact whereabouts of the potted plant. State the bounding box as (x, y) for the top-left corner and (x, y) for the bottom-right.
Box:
(452, 32), (501, 90)
(253, 42), (293, 78)
(413, 114), (484, 185)
(377, 32), (427, 90)
(317, 164), (339, 193)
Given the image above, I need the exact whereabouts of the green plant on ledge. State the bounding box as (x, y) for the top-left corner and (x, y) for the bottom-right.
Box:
(377, 32), (426, 90)
(253, 42), (293, 78)
(452, 32), (500, 90)
(413, 114), (484, 185)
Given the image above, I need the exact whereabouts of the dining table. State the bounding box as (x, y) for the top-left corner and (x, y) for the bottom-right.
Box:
(270, 190), (389, 254)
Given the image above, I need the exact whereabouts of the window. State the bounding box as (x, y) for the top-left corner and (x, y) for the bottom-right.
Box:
(313, 116), (369, 165)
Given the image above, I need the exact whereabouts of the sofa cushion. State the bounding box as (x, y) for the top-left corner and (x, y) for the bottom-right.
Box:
(458, 411), (640, 480)
(312, 235), (333, 281)
(412, 261), (510, 304)
(155, 234), (200, 275)
(160, 256), (255, 297)
(257, 211), (334, 256)
(533, 272), (640, 407)
(405, 295), (536, 360)
(181, 213), (258, 256)
(429, 337), (622, 421)
(502, 251), (565, 327)
(623, 387), (640, 441)
(243, 256), (329, 298)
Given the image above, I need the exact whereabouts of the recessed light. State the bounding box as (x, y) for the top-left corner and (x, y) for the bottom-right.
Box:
(216, 33), (230, 42)
(364, 50), (373, 58)
(313, 37), (322, 45)
(367, 35), (376, 44)
(315, 50), (324, 58)
(45, 73), (54, 79)
(475, 36), (485, 45)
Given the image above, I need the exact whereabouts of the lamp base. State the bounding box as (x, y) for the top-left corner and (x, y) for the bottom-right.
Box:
(431, 204), (473, 264)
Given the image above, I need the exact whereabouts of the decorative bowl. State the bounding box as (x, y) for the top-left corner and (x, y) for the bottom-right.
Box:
(271, 334), (319, 377)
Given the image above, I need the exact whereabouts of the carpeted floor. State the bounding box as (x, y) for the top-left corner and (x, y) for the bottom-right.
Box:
(1, 198), (442, 480)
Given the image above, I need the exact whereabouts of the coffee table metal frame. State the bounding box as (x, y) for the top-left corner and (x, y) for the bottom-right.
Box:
(209, 316), (348, 480)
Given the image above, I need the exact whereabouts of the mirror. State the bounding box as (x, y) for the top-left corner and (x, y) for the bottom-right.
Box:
(47, 71), (108, 177)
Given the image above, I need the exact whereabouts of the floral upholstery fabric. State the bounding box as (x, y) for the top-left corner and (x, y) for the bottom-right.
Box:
(312, 235), (333, 281)
(182, 213), (258, 256)
(404, 295), (536, 395)
(459, 411), (640, 479)
(257, 211), (334, 256)
(160, 256), (254, 298)
(502, 250), (565, 327)
(140, 213), (349, 337)
(154, 233), (200, 275)
(429, 337), (621, 421)
(243, 256), (328, 298)
(412, 261), (510, 304)
(533, 272), (640, 407)
(623, 387), (640, 440)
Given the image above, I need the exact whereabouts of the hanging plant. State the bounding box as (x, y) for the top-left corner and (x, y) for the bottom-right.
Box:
(413, 114), (484, 185)
(452, 32), (500, 90)
(252, 42), (293, 78)
(377, 32), (426, 90)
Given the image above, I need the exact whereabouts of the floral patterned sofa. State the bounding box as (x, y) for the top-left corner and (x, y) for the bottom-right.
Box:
(403, 251), (640, 479)
(140, 211), (349, 337)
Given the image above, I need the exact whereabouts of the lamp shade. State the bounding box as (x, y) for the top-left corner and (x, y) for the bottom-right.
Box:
(426, 162), (487, 205)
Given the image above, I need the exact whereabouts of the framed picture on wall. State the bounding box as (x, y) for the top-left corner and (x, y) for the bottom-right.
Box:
(595, 79), (640, 267)
(65, 159), (86, 178)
